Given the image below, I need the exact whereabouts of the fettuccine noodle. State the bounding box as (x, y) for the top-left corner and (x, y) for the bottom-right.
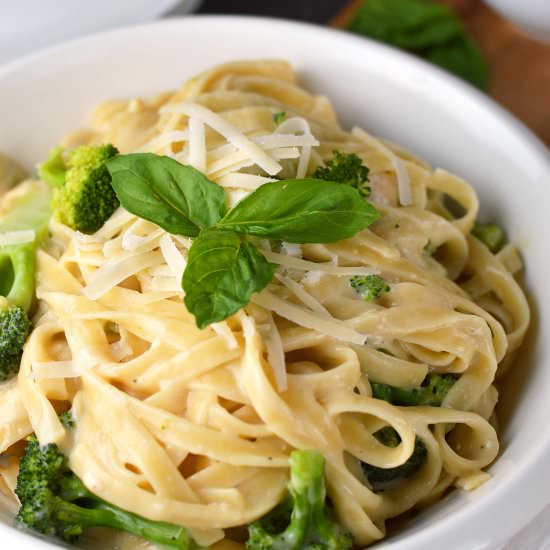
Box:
(0, 60), (529, 548)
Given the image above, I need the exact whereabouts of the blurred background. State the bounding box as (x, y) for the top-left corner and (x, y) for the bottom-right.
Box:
(2, 0), (547, 146)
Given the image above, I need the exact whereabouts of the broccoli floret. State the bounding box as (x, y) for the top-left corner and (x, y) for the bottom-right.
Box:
(0, 182), (52, 380)
(471, 221), (506, 253)
(367, 374), (453, 487)
(58, 411), (75, 429)
(272, 111), (286, 125)
(0, 304), (31, 380)
(15, 435), (198, 549)
(313, 151), (371, 197)
(43, 144), (119, 234)
(350, 274), (390, 301)
(361, 427), (427, 489)
(246, 449), (353, 549)
(38, 146), (67, 188)
(371, 373), (456, 407)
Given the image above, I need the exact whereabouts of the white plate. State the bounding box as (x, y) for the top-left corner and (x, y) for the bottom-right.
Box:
(0, 0), (201, 65)
(0, 15), (549, 550)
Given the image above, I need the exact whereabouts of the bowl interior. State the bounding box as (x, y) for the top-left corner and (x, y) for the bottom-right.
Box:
(0, 16), (549, 550)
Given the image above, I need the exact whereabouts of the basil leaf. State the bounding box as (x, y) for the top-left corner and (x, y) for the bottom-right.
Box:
(106, 154), (227, 237)
(182, 229), (276, 329)
(348, 0), (488, 90)
(216, 179), (379, 243)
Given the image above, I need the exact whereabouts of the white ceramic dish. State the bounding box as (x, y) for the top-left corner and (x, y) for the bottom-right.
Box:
(0, 15), (549, 550)
(0, 0), (201, 65)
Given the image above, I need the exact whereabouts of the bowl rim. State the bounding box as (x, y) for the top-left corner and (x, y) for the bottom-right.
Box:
(0, 0), (188, 65)
(0, 14), (549, 550)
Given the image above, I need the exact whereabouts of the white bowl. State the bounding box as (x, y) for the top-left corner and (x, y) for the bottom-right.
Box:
(0, 15), (549, 550)
(0, 0), (201, 64)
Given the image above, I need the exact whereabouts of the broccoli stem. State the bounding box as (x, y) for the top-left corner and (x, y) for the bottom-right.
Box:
(246, 450), (353, 549)
(285, 450), (326, 546)
(55, 475), (197, 549)
(0, 181), (52, 310)
(16, 432), (198, 549)
(95, 504), (195, 550)
(4, 244), (36, 311)
(50, 498), (193, 549)
(0, 182), (52, 380)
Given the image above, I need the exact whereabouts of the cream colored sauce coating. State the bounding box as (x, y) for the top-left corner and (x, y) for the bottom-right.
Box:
(0, 60), (529, 548)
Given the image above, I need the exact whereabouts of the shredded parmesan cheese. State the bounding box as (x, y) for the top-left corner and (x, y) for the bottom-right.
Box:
(264, 251), (380, 277)
(210, 322), (239, 350)
(0, 229), (35, 246)
(138, 130), (189, 153)
(276, 117), (316, 179)
(252, 290), (366, 345)
(188, 116), (207, 173)
(274, 274), (331, 317)
(30, 361), (79, 379)
(207, 147), (299, 178)
(455, 471), (491, 491)
(83, 251), (161, 300)
(279, 242), (302, 258)
(161, 101), (282, 175)
(227, 189), (249, 208)
(259, 311), (287, 391)
(122, 219), (163, 252)
(159, 234), (187, 279)
(216, 173), (277, 190)
(95, 208), (136, 240)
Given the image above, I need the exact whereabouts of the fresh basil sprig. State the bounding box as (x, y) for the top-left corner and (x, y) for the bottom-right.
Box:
(107, 153), (227, 237)
(182, 230), (276, 328)
(107, 153), (380, 328)
(217, 179), (378, 243)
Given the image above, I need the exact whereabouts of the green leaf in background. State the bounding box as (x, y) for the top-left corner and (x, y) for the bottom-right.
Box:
(348, 0), (488, 90)
(217, 178), (379, 243)
(182, 229), (276, 329)
(424, 34), (488, 90)
(107, 154), (227, 237)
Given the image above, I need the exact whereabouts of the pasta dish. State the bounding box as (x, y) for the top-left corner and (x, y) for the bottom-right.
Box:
(0, 60), (530, 549)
